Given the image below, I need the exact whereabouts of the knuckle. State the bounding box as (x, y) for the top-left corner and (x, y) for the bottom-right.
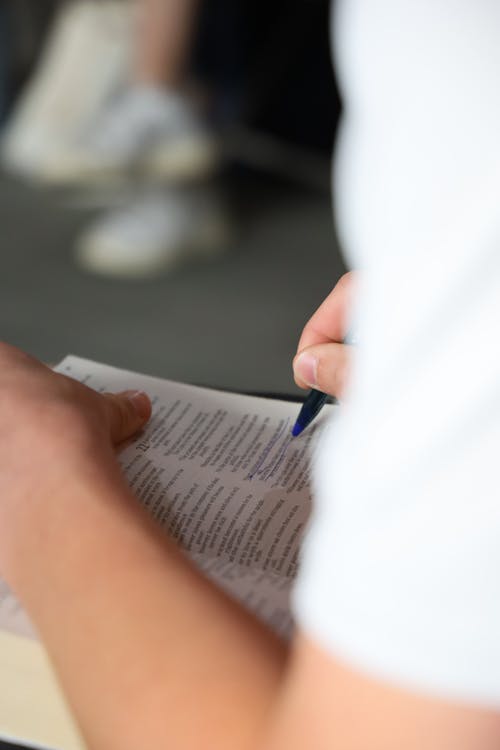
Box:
(339, 270), (355, 288)
(38, 398), (91, 439)
(115, 400), (131, 434)
(0, 341), (20, 361)
(106, 394), (133, 437)
(316, 346), (348, 398)
(0, 361), (103, 455)
(316, 357), (335, 393)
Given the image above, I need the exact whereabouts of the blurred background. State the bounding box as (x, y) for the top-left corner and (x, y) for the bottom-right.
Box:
(0, 0), (345, 397)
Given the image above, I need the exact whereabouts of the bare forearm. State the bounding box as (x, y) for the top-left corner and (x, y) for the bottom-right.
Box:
(8, 475), (287, 750)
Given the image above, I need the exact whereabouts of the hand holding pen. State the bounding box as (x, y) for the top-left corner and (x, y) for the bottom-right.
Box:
(292, 272), (356, 436)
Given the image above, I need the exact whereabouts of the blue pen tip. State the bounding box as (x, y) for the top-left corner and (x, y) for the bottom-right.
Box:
(291, 422), (303, 438)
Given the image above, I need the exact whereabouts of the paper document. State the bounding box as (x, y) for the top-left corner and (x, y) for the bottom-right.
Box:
(0, 356), (334, 640)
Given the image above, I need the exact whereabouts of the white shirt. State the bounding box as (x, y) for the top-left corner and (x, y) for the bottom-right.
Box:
(294, 0), (500, 705)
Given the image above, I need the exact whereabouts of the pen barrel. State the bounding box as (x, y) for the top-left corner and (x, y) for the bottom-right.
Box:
(304, 389), (329, 421)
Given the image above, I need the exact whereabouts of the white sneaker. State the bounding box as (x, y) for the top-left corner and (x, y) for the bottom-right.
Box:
(1, 0), (134, 181)
(38, 86), (218, 185)
(75, 189), (230, 278)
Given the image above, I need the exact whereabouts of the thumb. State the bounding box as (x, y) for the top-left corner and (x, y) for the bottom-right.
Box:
(103, 390), (152, 443)
(293, 343), (350, 399)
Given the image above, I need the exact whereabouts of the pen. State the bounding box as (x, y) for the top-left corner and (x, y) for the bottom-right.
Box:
(291, 330), (357, 438)
(291, 389), (329, 437)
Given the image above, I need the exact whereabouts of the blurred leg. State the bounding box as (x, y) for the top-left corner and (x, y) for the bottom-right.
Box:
(135, 0), (199, 87)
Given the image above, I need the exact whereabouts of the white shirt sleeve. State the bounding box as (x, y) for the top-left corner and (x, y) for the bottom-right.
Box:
(293, 0), (500, 705)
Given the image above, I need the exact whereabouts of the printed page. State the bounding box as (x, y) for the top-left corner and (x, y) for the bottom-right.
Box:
(0, 356), (335, 639)
(0, 580), (36, 638)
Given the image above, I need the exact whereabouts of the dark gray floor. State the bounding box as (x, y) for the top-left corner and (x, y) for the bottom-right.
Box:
(0, 169), (345, 395)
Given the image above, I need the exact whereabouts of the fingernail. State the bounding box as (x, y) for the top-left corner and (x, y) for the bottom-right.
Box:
(294, 352), (318, 387)
(121, 390), (151, 420)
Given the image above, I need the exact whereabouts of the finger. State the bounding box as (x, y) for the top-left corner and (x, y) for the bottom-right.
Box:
(102, 391), (152, 444)
(293, 342), (351, 399)
(297, 271), (356, 353)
